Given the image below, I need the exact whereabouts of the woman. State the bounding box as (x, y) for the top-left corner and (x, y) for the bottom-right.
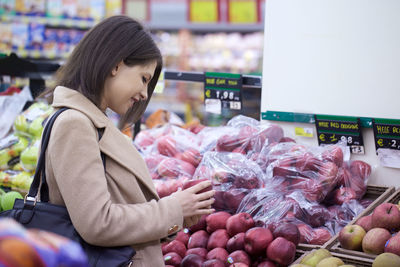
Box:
(44, 16), (215, 266)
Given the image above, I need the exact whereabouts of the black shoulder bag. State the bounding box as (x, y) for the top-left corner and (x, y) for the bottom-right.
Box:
(0, 108), (136, 267)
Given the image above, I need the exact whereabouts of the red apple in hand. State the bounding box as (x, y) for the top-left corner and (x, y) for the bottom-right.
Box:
(362, 228), (392, 254)
(272, 223), (300, 246)
(372, 203), (400, 231)
(226, 233), (245, 253)
(266, 237), (296, 266)
(338, 225), (366, 250)
(188, 230), (209, 249)
(226, 213), (255, 236)
(182, 178), (212, 194)
(206, 211), (231, 233)
(355, 215), (373, 232)
(243, 227), (273, 255)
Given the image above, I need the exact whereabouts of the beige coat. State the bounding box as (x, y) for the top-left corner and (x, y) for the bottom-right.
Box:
(45, 86), (183, 267)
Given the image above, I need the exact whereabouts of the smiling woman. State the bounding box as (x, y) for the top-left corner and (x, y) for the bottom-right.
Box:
(37, 15), (215, 267)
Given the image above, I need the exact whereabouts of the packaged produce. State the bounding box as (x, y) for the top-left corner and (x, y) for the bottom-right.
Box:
(20, 139), (39, 172)
(0, 134), (30, 170)
(0, 170), (32, 190)
(193, 151), (266, 213)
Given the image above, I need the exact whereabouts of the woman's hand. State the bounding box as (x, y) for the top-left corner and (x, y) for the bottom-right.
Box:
(171, 180), (215, 218)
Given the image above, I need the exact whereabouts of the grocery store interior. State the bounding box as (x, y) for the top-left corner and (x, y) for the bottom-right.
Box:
(0, 0), (400, 266)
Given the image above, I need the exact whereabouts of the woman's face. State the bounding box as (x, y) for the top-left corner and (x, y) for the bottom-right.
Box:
(102, 60), (157, 115)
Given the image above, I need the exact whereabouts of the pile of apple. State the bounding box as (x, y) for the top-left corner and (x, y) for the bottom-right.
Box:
(338, 202), (400, 257)
(163, 211), (299, 267)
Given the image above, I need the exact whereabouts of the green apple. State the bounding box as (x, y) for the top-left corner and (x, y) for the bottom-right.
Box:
(340, 265), (356, 267)
(301, 249), (331, 267)
(1, 191), (23, 211)
(290, 265), (309, 267)
(338, 224), (366, 251)
(0, 149), (12, 170)
(12, 163), (24, 171)
(372, 253), (400, 267)
(14, 115), (29, 133)
(28, 117), (45, 139)
(20, 144), (39, 171)
(316, 257), (344, 267)
(12, 171), (32, 190)
(0, 171), (12, 187)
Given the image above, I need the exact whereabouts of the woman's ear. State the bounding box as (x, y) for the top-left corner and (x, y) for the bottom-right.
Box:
(111, 61), (123, 76)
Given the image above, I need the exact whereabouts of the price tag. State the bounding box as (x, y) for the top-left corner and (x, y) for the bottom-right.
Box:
(372, 118), (400, 152)
(189, 0), (219, 23)
(228, 0), (258, 24)
(205, 99), (222, 114)
(295, 127), (313, 138)
(315, 115), (364, 154)
(204, 72), (242, 113)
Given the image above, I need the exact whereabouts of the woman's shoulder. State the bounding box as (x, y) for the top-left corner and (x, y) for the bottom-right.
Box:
(50, 108), (97, 135)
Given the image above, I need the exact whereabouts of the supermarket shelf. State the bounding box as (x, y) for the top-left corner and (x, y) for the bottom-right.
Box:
(164, 70), (262, 89)
(1, 49), (68, 60)
(147, 22), (264, 33)
(1, 15), (97, 29)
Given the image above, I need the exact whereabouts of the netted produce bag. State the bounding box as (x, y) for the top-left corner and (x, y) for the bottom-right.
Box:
(192, 151), (266, 213)
(13, 102), (53, 140)
(0, 170), (32, 189)
(0, 134), (30, 171)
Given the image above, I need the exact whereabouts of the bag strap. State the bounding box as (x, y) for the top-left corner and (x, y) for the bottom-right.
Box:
(28, 107), (105, 202)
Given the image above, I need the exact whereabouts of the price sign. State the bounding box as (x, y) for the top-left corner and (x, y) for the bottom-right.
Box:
(315, 115), (364, 154)
(189, 0), (219, 23)
(372, 118), (400, 152)
(228, 0), (259, 24)
(204, 72), (242, 112)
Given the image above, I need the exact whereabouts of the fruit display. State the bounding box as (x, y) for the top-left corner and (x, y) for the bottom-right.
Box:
(0, 101), (53, 192)
(336, 200), (400, 259)
(137, 114), (375, 247)
(163, 212), (297, 267)
(290, 248), (373, 267)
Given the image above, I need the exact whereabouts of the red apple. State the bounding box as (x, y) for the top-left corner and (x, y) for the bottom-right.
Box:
(309, 228), (332, 245)
(157, 135), (178, 157)
(322, 145), (344, 167)
(337, 168), (351, 187)
(332, 187), (357, 205)
(229, 263), (249, 267)
(384, 233), (400, 256)
(257, 260), (277, 267)
(350, 160), (371, 180)
(338, 225), (366, 250)
(226, 213), (255, 237)
(188, 230), (210, 249)
(177, 148), (202, 167)
(362, 228), (392, 254)
(266, 237), (296, 266)
(355, 215), (373, 232)
(226, 233), (245, 253)
(207, 229), (229, 250)
(185, 248), (208, 258)
(190, 215), (208, 233)
(279, 137), (296, 143)
(297, 223), (314, 243)
(181, 254), (205, 267)
(244, 227), (273, 255)
(227, 250), (251, 266)
(224, 190), (247, 213)
(157, 158), (180, 177)
(176, 229), (190, 247)
(372, 203), (400, 231)
(203, 259), (226, 267)
(206, 247), (229, 262)
(164, 252), (182, 267)
(272, 223), (300, 246)
(206, 211), (231, 233)
(163, 240), (187, 258)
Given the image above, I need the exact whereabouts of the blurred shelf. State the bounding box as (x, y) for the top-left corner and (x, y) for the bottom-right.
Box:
(1, 14), (97, 29)
(147, 22), (264, 33)
(1, 49), (67, 61)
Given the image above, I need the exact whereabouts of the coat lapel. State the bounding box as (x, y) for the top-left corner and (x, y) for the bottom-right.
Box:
(99, 124), (159, 199)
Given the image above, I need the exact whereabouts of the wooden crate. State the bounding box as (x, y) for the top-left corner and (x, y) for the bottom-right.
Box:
(292, 249), (374, 266)
(323, 188), (400, 260)
(297, 185), (395, 251)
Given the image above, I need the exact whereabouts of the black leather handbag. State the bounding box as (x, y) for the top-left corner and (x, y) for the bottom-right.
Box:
(0, 107), (136, 267)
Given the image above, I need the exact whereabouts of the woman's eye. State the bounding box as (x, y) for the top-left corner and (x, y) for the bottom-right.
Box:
(142, 77), (147, 83)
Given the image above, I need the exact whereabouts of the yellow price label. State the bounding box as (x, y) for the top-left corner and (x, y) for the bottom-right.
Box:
(295, 127), (313, 138)
(190, 0), (219, 23)
(229, 0), (258, 24)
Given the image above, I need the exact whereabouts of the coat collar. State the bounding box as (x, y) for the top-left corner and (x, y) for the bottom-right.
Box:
(52, 86), (159, 199)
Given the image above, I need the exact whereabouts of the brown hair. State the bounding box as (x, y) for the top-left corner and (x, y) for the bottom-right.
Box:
(54, 15), (162, 124)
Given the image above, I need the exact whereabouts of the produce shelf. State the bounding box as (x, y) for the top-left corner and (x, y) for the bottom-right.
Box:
(323, 187), (400, 260)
